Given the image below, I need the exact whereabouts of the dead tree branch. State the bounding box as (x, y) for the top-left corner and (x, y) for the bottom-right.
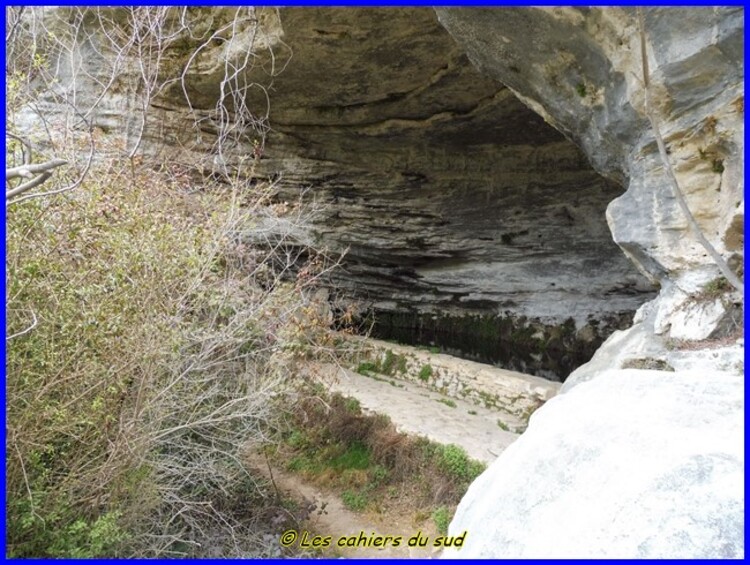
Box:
(6, 158), (68, 200)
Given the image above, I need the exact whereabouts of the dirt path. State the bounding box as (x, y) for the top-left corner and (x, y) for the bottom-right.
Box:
(247, 355), (532, 558)
(246, 451), (442, 558)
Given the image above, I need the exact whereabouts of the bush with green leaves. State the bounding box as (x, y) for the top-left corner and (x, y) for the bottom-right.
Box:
(5, 160), (339, 557)
(5, 5), (349, 555)
(435, 444), (485, 483)
(432, 506), (452, 536)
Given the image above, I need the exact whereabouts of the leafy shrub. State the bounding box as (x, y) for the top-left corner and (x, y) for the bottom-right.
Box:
(418, 364), (433, 381)
(436, 444), (485, 483)
(432, 506), (452, 536)
(5, 161), (337, 556)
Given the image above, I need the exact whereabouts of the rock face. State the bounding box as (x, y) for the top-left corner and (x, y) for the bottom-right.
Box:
(436, 7), (743, 376)
(21, 7), (739, 376)
(246, 9), (655, 368)
(20, 7), (655, 379)
(443, 369), (744, 559)
(434, 8), (744, 558)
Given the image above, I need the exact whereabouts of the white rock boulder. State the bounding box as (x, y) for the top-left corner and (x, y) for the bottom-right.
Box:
(444, 369), (744, 559)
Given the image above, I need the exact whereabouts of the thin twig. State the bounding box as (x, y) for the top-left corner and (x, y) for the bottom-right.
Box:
(6, 310), (38, 341)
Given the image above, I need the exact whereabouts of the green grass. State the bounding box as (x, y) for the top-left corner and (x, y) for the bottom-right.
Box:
(287, 455), (319, 473)
(432, 506), (452, 536)
(341, 489), (369, 511)
(418, 364), (433, 381)
(329, 442), (371, 471)
(437, 398), (457, 409)
(286, 429), (309, 449)
(277, 391), (487, 528)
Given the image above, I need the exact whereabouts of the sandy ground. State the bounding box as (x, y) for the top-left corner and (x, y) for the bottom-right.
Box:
(246, 451), (442, 558)
(310, 362), (521, 465)
(246, 359), (526, 558)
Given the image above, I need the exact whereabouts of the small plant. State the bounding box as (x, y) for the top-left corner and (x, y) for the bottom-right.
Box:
(369, 465), (389, 485)
(575, 82), (587, 97)
(356, 361), (379, 375)
(467, 410), (477, 416)
(396, 354), (408, 374)
(344, 397), (362, 414)
(381, 349), (397, 375)
(432, 506), (452, 536)
(496, 420), (510, 432)
(418, 364), (433, 381)
(436, 444), (484, 483)
(712, 159), (725, 174)
(698, 276), (732, 300)
(437, 398), (457, 409)
(341, 489), (369, 511)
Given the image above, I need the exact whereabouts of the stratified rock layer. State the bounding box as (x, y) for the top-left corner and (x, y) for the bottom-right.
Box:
(444, 369), (744, 559)
(436, 7), (743, 373)
(23, 7), (657, 378)
(249, 9), (654, 332)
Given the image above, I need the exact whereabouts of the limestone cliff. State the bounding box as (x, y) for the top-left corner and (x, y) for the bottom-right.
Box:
(18, 7), (659, 379)
(19, 7), (740, 377)
(436, 7), (743, 383)
(244, 8), (658, 378)
(435, 8), (744, 558)
(443, 369), (743, 558)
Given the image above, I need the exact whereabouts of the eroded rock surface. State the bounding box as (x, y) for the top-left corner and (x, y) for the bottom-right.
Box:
(20, 7), (656, 379)
(436, 7), (743, 374)
(247, 9), (655, 341)
(444, 369), (744, 559)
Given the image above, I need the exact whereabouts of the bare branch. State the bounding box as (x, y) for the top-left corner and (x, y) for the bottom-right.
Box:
(6, 158), (68, 180)
(6, 309), (38, 341)
(6, 132), (34, 165)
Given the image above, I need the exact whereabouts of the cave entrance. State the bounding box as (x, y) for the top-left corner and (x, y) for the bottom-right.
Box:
(263, 8), (658, 381)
